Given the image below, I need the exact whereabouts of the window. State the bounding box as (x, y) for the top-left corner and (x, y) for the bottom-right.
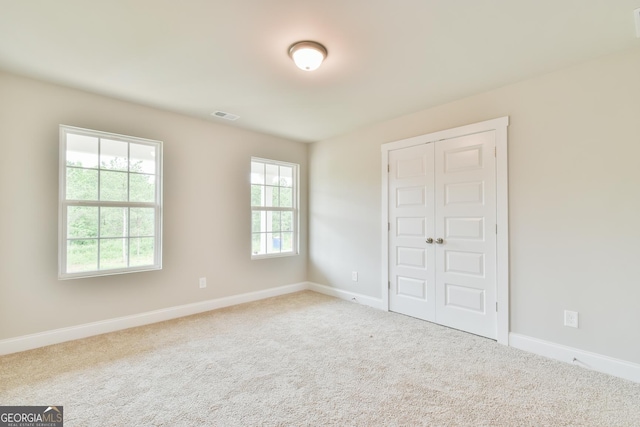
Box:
(251, 158), (298, 258)
(59, 125), (162, 279)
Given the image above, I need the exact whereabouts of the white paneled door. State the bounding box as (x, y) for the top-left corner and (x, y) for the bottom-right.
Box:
(388, 143), (436, 322)
(388, 131), (497, 339)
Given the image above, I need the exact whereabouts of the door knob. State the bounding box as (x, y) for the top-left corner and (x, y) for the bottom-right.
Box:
(435, 238), (444, 244)
(426, 237), (433, 244)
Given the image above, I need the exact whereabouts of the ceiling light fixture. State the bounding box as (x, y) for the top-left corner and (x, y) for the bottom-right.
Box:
(288, 41), (327, 71)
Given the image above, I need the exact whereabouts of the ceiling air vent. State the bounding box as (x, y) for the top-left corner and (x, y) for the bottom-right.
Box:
(211, 111), (239, 121)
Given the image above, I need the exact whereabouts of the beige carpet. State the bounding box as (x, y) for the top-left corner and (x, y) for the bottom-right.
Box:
(1, 291), (639, 426)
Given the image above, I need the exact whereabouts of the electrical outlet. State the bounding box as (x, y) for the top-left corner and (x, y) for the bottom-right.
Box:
(351, 271), (358, 282)
(199, 277), (207, 289)
(564, 310), (578, 328)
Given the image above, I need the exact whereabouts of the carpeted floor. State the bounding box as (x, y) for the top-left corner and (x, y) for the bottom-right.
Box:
(1, 291), (639, 426)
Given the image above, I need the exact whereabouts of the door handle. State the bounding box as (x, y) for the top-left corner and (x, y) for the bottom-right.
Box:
(435, 238), (444, 244)
(426, 238), (433, 244)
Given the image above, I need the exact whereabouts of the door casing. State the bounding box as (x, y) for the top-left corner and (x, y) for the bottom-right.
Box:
(381, 116), (509, 345)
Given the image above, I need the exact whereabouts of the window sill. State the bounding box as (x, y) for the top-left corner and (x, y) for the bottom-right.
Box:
(251, 252), (298, 261)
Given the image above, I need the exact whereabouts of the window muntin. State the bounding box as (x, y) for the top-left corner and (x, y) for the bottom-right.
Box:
(251, 158), (298, 258)
(59, 125), (162, 279)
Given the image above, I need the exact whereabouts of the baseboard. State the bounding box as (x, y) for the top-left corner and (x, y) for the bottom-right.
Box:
(509, 333), (640, 384)
(307, 282), (385, 310)
(0, 282), (308, 356)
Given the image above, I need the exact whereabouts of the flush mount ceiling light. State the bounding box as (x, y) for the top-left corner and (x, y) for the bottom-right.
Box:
(288, 41), (327, 71)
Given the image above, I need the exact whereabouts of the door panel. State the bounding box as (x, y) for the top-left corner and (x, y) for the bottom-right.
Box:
(444, 283), (485, 312)
(396, 217), (425, 237)
(388, 143), (435, 321)
(443, 144), (484, 173)
(444, 217), (485, 240)
(397, 276), (427, 299)
(444, 250), (485, 276)
(397, 247), (425, 268)
(444, 181), (484, 205)
(435, 131), (496, 338)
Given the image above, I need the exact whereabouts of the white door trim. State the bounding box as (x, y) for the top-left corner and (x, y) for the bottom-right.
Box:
(381, 116), (510, 345)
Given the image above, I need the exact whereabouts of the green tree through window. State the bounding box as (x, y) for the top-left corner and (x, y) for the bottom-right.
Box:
(250, 158), (298, 258)
(59, 126), (162, 279)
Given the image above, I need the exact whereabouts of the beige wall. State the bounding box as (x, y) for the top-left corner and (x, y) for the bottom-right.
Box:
(2, 46), (640, 366)
(0, 71), (308, 340)
(309, 46), (640, 364)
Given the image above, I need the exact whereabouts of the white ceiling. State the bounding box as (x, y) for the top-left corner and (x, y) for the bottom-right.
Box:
(1, 1), (639, 142)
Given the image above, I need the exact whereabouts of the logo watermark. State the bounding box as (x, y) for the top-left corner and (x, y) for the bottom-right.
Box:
(0, 406), (63, 427)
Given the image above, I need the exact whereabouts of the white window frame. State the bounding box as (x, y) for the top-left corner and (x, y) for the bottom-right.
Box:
(58, 125), (163, 279)
(251, 157), (299, 259)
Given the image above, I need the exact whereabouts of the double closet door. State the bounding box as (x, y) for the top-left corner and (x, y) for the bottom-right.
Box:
(388, 131), (497, 339)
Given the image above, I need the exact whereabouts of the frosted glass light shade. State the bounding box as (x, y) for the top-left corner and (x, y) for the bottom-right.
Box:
(289, 41), (327, 71)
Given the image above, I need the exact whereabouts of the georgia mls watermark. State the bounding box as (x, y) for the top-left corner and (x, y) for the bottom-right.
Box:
(0, 406), (63, 427)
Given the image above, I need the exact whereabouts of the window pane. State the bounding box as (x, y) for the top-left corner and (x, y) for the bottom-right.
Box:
(281, 232), (293, 252)
(251, 185), (263, 207)
(266, 186), (279, 207)
(281, 211), (293, 232)
(67, 206), (98, 238)
(66, 167), (98, 200)
(252, 233), (264, 256)
(130, 237), (154, 267)
(100, 139), (128, 171)
(279, 187), (292, 208)
(267, 232), (281, 254)
(250, 158), (297, 260)
(280, 166), (293, 187)
(267, 211), (281, 232)
(130, 208), (155, 237)
(100, 238), (128, 270)
(266, 164), (279, 185)
(67, 239), (98, 273)
(100, 207), (128, 238)
(129, 143), (156, 174)
(252, 211), (263, 233)
(130, 173), (155, 202)
(251, 161), (264, 184)
(66, 134), (98, 168)
(100, 170), (128, 201)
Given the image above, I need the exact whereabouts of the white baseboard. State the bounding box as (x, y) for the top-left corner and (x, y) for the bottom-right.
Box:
(0, 282), (308, 356)
(308, 282), (386, 310)
(509, 333), (640, 384)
